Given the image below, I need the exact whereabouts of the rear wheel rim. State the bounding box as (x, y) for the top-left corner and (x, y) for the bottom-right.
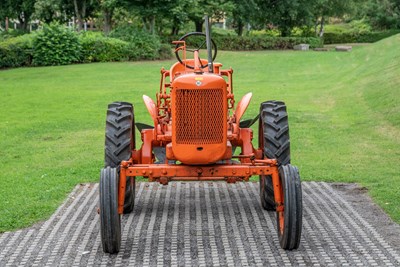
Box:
(278, 183), (285, 235)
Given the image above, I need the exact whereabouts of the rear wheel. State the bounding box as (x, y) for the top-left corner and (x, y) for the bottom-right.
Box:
(105, 101), (135, 213)
(276, 164), (302, 250)
(100, 167), (121, 253)
(259, 101), (290, 210)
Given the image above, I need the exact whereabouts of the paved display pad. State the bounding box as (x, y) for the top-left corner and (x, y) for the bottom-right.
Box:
(0, 182), (399, 267)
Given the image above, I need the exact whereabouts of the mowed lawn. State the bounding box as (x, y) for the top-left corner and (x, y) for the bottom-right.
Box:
(0, 35), (399, 232)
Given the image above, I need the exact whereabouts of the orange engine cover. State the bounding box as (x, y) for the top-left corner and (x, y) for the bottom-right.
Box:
(171, 73), (228, 164)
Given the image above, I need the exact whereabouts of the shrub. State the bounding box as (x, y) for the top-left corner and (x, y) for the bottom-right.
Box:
(33, 23), (81, 66)
(0, 29), (28, 41)
(323, 30), (400, 44)
(0, 34), (33, 68)
(79, 32), (131, 62)
(158, 43), (173, 60)
(110, 25), (172, 60)
(348, 19), (372, 34)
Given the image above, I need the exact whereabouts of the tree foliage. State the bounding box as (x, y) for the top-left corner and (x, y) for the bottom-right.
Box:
(255, 0), (315, 36)
(231, 0), (258, 36)
(313, 0), (359, 36)
(363, 0), (400, 29)
(0, 0), (399, 35)
(0, 0), (36, 30)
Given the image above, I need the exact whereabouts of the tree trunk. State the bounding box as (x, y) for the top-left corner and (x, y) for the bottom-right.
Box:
(73, 0), (82, 31)
(5, 17), (9, 31)
(103, 8), (113, 35)
(18, 14), (28, 31)
(142, 17), (148, 32)
(150, 16), (155, 35)
(315, 18), (319, 36)
(319, 17), (325, 38)
(236, 20), (244, 36)
(195, 20), (203, 32)
(281, 26), (291, 37)
(73, 0), (86, 31)
(171, 23), (180, 35)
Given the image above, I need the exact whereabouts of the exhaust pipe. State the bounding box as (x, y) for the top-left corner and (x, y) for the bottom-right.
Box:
(204, 15), (213, 73)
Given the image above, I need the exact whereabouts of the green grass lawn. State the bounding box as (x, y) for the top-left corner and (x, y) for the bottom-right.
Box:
(0, 35), (399, 232)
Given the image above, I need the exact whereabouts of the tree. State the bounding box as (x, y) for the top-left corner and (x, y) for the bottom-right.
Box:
(186, 0), (233, 32)
(97, 0), (123, 34)
(256, 0), (314, 36)
(34, 0), (95, 31)
(33, 0), (76, 24)
(363, 0), (400, 29)
(168, 0), (191, 35)
(123, 0), (174, 34)
(73, 0), (91, 31)
(231, 0), (258, 36)
(0, 0), (36, 31)
(34, 0), (62, 24)
(313, 0), (358, 37)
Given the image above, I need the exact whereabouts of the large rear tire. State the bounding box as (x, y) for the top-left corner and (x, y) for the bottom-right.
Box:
(276, 164), (302, 250)
(100, 167), (121, 253)
(105, 101), (135, 213)
(259, 101), (290, 210)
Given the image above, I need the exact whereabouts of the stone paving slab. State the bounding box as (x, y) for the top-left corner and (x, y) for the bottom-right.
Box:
(0, 182), (399, 267)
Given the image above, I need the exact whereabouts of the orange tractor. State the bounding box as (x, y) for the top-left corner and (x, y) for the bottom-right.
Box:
(99, 17), (302, 253)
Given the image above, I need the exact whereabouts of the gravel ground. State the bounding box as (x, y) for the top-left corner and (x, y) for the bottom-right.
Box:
(0, 181), (399, 267)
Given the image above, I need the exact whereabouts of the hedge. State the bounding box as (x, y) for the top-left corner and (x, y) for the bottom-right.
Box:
(80, 32), (173, 62)
(323, 30), (400, 44)
(0, 24), (173, 69)
(216, 35), (322, 50)
(163, 34), (323, 50)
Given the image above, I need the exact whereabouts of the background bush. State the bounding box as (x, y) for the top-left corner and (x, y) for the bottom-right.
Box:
(0, 34), (33, 68)
(32, 23), (81, 66)
(323, 30), (400, 44)
(163, 34), (323, 50)
(79, 32), (131, 62)
(110, 25), (169, 60)
(0, 29), (28, 41)
(0, 24), (173, 69)
(215, 35), (323, 50)
(158, 44), (174, 60)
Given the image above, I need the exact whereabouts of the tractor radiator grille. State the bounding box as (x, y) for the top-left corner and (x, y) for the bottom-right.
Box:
(175, 88), (224, 145)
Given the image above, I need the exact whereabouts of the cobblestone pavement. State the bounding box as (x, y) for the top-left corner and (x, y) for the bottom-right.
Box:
(1, 182), (399, 267)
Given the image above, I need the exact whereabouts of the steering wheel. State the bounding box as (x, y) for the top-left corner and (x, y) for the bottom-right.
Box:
(175, 32), (218, 69)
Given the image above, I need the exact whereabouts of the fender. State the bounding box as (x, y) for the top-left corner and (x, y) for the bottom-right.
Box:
(142, 95), (158, 128)
(235, 92), (252, 123)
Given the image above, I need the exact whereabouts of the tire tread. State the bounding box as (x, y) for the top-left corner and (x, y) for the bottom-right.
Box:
(104, 101), (135, 214)
(259, 100), (291, 211)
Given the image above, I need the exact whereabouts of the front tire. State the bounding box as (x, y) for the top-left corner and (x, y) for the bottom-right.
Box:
(104, 101), (135, 213)
(276, 164), (302, 250)
(259, 101), (290, 210)
(100, 167), (121, 253)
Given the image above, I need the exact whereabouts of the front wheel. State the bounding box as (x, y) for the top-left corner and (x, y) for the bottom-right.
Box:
(276, 164), (302, 250)
(100, 167), (121, 253)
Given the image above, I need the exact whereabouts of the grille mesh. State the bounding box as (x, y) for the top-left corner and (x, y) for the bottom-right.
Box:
(175, 89), (224, 144)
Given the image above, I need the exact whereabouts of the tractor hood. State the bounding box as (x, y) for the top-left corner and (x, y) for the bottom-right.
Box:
(171, 72), (226, 89)
(170, 72), (229, 165)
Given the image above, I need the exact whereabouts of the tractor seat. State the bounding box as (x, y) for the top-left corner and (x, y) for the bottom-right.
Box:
(169, 59), (208, 82)
(169, 59), (222, 82)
